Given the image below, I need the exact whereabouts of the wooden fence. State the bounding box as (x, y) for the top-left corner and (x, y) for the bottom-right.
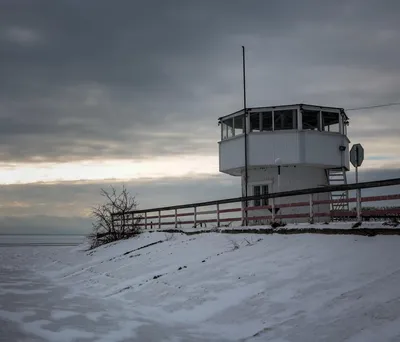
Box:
(112, 178), (400, 230)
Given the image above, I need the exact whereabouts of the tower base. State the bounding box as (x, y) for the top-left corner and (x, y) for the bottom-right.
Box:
(242, 165), (331, 224)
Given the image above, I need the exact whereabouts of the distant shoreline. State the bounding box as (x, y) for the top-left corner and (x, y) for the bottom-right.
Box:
(0, 233), (87, 236)
(0, 234), (86, 247)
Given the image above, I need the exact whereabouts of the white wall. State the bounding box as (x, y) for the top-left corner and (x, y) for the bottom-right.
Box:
(219, 131), (350, 175)
(243, 166), (331, 223)
(245, 166), (328, 192)
(302, 131), (350, 170)
(219, 135), (245, 173)
(248, 131), (300, 166)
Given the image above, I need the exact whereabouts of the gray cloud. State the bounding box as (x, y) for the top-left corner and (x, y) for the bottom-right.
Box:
(0, 173), (240, 218)
(0, 0), (399, 162)
(0, 173), (240, 234)
(1, 167), (399, 234)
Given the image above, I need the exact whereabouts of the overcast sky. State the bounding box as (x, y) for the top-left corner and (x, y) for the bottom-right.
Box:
(1, 0), (399, 234)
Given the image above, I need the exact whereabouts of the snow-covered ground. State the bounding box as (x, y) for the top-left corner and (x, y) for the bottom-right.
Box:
(181, 220), (400, 233)
(1, 231), (400, 341)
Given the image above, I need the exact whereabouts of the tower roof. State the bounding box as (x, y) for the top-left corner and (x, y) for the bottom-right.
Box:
(218, 103), (349, 122)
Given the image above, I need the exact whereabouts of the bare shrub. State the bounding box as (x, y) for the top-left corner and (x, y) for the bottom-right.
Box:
(88, 185), (142, 249)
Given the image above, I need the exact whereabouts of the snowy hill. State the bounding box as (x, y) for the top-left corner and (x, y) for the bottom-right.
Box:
(2, 231), (400, 341)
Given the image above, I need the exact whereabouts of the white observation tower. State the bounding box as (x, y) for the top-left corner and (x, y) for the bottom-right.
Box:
(218, 104), (350, 223)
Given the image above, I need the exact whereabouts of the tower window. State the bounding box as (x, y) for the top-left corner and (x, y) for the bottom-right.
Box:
(234, 115), (244, 136)
(274, 110), (297, 130)
(302, 110), (320, 130)
(222, 118), (234, 139)
(250, 112), (261, 132)
(261, 112), (273, 131)
(221, 115), (245, 140)
(322, 112), (340, 133)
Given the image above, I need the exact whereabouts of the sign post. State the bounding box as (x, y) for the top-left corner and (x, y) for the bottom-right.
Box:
(350, 144), (365, 222)
(350, 143), (364, 183)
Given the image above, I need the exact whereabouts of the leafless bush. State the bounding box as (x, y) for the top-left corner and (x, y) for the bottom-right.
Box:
(88, 185), (142, 249)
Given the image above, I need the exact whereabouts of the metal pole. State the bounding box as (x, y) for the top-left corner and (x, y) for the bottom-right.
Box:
(242, 46), (248, 226)
(194, 206), (197, 228)
(278, 165), (281, 192)
(355, 166), (359, 184)
(356, 189), (362, 222)
(158, 210), (161, 229)
(355, 165), (361, 221)
(309, 194), (314, 223)
(145, 212), (147, 229)
(174, 209), (177, 228)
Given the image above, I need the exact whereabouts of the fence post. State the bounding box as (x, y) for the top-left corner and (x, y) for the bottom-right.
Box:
(244, 202), (248, 227)
(271, 198), (275, 222)
(145, 212), (147, 230)
(216, 203), (220, 227)
(175, 209), (178, 228)
(241, 201), (245, 226)
(194, 206), (197, 228)
(309, 194), (314, 223)
(158, 210), (161, 229)
(356, 189), (362, 222)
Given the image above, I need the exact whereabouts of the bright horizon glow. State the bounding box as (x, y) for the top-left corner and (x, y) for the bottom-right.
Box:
(0, 155), (219, 185)
(0, 153), (396, 186)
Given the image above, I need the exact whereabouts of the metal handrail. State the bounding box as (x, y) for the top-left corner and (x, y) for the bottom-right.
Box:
(113, 178), (400, 217)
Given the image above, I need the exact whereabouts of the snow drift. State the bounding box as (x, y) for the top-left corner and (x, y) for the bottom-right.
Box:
(2, 231), (400, 341)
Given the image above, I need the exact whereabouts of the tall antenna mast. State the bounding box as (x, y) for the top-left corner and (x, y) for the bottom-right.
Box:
(242, 46), (248, 226)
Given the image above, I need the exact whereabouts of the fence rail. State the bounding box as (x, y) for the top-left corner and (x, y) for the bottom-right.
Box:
(112, 178), (400, 230)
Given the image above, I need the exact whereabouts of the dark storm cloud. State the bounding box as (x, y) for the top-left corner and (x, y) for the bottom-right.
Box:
(0, 0), (399, 162)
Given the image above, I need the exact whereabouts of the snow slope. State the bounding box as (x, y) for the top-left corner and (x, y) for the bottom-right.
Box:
(2, 232), (400, 341)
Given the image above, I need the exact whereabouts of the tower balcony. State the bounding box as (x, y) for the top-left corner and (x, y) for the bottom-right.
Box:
(218, 104), (350, 176)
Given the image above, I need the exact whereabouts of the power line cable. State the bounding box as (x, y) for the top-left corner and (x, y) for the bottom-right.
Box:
(346, 102), (400, 111)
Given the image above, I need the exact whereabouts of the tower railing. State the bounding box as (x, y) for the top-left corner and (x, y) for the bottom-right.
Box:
(112, 178), (400, 231)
